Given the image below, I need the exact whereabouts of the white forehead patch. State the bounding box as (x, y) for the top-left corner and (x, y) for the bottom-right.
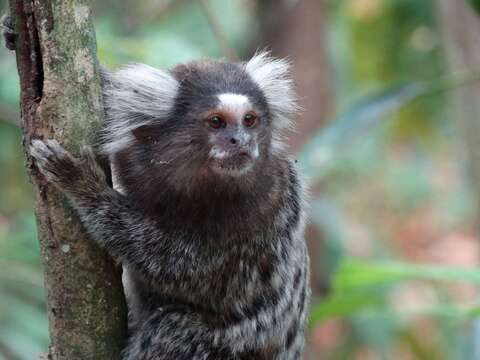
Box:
(217, 93), (251, 119)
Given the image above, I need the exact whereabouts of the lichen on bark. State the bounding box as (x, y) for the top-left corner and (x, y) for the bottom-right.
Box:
(8, 0), (127, 359)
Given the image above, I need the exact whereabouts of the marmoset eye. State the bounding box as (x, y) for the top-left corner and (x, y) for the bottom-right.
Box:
(243, 113), (258, 128)
(207, 115), (225, 129)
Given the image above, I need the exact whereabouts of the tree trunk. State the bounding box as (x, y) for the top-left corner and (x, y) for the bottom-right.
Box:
(257, 0), (334, 152)
(8, 1), (127, 359)
(438, 1), (480, 212)
(438, 4), (480, 356)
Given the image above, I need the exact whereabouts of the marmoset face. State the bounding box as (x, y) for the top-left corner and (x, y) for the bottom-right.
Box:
(202, 93), (264, 176)
(165, 61), (272, 179)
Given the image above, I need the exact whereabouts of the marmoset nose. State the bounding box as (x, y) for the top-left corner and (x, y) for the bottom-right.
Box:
(222, 128), (250, 151)
(223, 132), (241, 147)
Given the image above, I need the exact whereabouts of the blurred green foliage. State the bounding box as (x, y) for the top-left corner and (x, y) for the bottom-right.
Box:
(468, 0), (480, 15)
(311, 258), (480, 325)
(309, 259), (480, 359)
(332, 0), (446, 145)
(95, 0), (252, 68)
(1, 0), (480, 359)
(0, 215), (46, 359)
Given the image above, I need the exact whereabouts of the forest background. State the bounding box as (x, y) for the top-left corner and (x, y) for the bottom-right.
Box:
(2, 0), (480, 359)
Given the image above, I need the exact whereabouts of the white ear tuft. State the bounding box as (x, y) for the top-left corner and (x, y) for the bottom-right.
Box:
(244, 51), (299, 135)
(100, 63), (179, 155)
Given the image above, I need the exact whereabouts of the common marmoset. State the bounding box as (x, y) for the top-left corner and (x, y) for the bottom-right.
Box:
(3, 15), (310, 360)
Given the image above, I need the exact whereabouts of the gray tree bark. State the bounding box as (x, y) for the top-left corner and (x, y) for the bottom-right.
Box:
(257, 0), (334, 153)
(8, 0), (127, 359)
(438, 5), (480, 357)
(438, 1), (480, 209)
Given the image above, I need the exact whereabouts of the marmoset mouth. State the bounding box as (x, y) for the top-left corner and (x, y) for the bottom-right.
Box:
(210, 153), (254, 176)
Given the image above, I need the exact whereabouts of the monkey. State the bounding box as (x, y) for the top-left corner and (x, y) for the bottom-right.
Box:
(3, 15), (310, 360)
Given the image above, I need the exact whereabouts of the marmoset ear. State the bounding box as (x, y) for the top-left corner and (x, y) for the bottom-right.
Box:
(131, 124), (163, 143)
(100, 64), (179, 154)
(244, 51), (299, 133)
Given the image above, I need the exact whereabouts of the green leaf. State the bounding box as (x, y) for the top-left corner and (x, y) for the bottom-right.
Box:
(309, 291), (383, 325)
(333, 259), (480, 292)
(309, 259), (480, 326)
(310, 299), (480, 325)
(468, 0), (480, 15)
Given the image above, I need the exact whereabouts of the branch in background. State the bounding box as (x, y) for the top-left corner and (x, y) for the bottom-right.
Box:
(142, 0), (192, 26)
(0, 341), (20, 360)
(256, 0), (334, 153)
(197, 0), (238, 61)
(0, 105), (19, 127)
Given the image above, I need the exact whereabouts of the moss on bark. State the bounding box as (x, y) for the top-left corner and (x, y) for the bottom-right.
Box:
(9, 1), (127, 358)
